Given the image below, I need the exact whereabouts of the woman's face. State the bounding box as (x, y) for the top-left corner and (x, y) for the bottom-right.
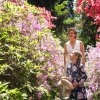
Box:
(67, 30), (76, 39)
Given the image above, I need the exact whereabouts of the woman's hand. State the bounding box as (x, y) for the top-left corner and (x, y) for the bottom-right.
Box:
(61, 75), (72, 81)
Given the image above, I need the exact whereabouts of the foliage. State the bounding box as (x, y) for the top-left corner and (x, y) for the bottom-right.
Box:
(85, 42), (100, 99)
(53, 1), (75, 46)
(63, 18), (75, 25)
(0, 1), (63, 99)
(54, 1), (68, 16)
(78, 15), (97, 47)
(0, 82), (27, 99)
(27, 0), (59, 10)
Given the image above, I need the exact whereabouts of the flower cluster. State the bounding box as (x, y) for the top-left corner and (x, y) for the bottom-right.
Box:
(77, 0), (100, 31)
(85, 42), (100, 99)
(96, 34), (100, 41)
(8, 0), (24, 6)
(38, 7), (57, 29)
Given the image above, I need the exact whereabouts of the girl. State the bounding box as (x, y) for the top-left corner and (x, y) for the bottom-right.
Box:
(67, 51), (87, 100)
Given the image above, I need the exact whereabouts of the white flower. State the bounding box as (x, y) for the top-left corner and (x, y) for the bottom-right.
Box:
(81, 67), (85, 72)
(77, 92), (83, 99)
(72, 65), (77, 71)
(67, 64), (71, 68)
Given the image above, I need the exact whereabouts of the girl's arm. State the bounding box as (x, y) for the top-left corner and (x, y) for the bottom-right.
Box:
(78, 64), (87, 85)
(72, 64), (87, 88)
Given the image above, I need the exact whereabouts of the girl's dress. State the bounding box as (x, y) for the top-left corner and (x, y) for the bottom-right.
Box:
(66, 63), (87, 100)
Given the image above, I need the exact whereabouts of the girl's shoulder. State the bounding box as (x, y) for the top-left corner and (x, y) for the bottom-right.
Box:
(80, 63), (85, 68)
(80, 64), (86, 72)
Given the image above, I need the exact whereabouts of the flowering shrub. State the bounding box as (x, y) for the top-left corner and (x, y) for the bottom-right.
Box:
(77, 0), (100, 31)
(85, 42), (100, 99)
(0, 1), (63, 99)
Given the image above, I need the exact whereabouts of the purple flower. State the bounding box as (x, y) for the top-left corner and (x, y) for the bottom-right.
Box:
(37, 91), (42, 100)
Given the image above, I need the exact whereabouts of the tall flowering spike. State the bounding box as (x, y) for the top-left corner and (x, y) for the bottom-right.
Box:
(85, 42), (100, 99)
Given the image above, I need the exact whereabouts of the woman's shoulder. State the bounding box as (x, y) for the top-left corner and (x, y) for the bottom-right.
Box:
(65, 41), (70, 43)
(76, 39), (83, 43)
(76, 40), (84, 47)
(65, 41), (70, 46)
(64, 41), (70, 46)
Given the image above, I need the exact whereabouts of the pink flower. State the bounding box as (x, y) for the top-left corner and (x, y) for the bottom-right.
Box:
(77, 92), (83, 99)
(37, 91), (42, 100)
(95, 34), (99, 39)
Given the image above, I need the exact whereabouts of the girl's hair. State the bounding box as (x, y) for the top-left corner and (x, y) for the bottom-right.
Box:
(67, 28), (77, 38)
(73, 51), (82, 79)
(73, 51), (82, 58)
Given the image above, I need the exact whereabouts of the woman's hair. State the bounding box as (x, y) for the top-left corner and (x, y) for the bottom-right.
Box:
(67, 28), (77, 38)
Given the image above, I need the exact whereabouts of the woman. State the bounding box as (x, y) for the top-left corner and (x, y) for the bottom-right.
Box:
(64, 28), (85, 76)
(67, 51), (87, 100)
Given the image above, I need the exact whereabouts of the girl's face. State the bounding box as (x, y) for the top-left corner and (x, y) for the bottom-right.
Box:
(70, 52), (76, 61)
(67, 30), (76, 39)
(70, 52), (78, 61)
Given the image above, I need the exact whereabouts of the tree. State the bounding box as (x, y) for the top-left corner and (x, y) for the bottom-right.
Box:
(27, 0), (59, 10)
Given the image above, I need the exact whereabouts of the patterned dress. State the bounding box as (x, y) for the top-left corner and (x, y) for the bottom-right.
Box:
(66, 63), (87, 100)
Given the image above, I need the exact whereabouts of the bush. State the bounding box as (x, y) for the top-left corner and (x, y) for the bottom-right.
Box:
(85, 42), (100, 99)
(0, 1), (63, 99)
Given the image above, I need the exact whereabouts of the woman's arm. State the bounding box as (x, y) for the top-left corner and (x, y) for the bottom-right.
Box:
(80, 41), (85, 64)
(64, 44), (67, 76)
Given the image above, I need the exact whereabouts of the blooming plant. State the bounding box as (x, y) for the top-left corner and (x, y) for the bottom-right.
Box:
(0, 1), (63, 99)
(85, 42), (100, 99)
(77, 0), (100, 31)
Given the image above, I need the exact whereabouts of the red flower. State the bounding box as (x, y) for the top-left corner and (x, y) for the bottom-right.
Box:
(96, 34), (99, 39)
(77, 0), (100, 25)
(77, 0), (84, 6)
